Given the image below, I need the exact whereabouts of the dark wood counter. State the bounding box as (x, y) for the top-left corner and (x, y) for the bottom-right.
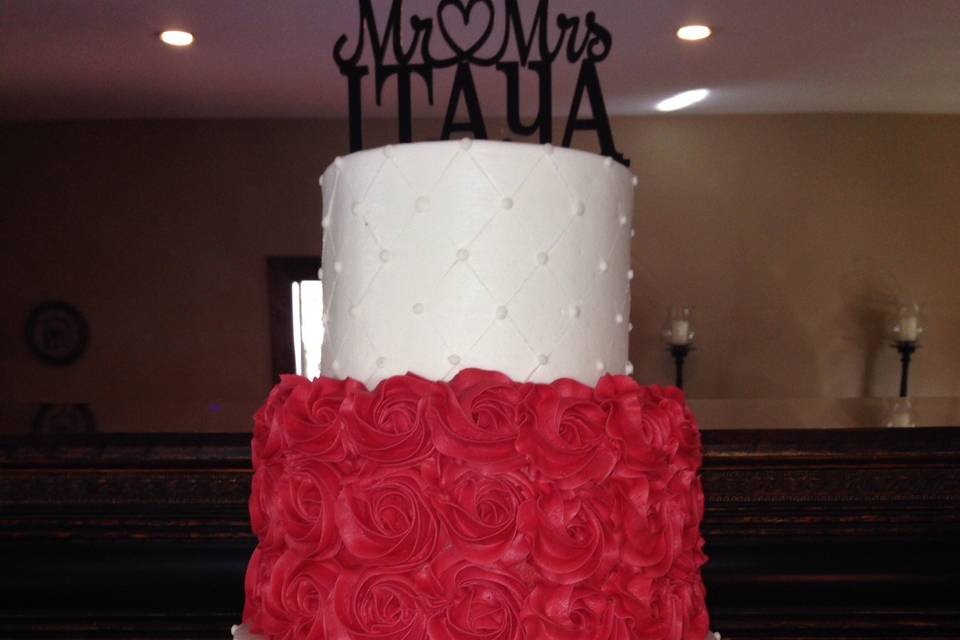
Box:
(1, 428), (957, 639)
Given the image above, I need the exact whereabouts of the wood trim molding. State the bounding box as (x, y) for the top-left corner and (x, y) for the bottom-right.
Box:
(1, 428), (958, 639)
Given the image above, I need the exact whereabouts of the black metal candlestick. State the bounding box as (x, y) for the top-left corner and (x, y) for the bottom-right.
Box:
(892, 340), (918, 398)
(669, 344), (694, 389)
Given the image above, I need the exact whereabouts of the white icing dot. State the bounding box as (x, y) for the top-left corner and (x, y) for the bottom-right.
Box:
(448, 354), (461, 365)
(321, 215), (331, 229)
(412, 302), (424, 315)
(349, 305), (360, 317)
(334, 156), (343, 167)
(628, 322), (634, 332)
(536, 252), (549, 265)
(537, 354), (549, 365)
(543, 143), (554, 155)
(619, 214), (629, 226)
(318, 175), (324, 187)
(501, 197), (514, 210)
(625, 361), (635, 375)
(574, 200), (586, 216)
(379, 249), (391, 263)
(495, 306), (508, 320)
(456, 248), (470, 261)
(603, 157), (613, 168)
(332, 359), (341, 371)
(231, 625), (239, 635)
(415, 196), (431, 212)
(595, 359), (605, 371)
(631, 175), (639, 187)
(627, 269), (635, 281)
(333, 261), (343, 273)
(460, 138), (473, 150)
(630, 229), (636, 238)
(615, 313), (624, 324)
(570, 305), (581, 318)
(383, 145), (394, 158)
(598, 259), (608, 272)
(317, 267), (323, 279)
(376, 357), (386, 368)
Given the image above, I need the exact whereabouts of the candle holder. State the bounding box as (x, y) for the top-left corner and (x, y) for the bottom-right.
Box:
(885, 397), (915, 428)
(891, 340), (918, 398)
(889, 303), (924, 398)
(668, 343), (695, 389)
(662, 306), (695, 390)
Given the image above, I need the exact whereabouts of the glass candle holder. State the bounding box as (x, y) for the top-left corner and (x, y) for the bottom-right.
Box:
(891, 303), (924, 343)
(662, 307), (695, 346)
(885, 398), (916, 428)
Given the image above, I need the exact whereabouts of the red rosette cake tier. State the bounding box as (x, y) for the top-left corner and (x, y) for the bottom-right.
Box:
(241, 369), (709, 640)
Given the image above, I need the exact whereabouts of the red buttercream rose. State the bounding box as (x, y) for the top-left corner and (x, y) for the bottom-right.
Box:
(249, 460), (284, 548)
(277, 460), (342, 558)
(425, 369), (531, 472)
(430, 460), (534, 565)
(669, 472), (708, 578)
(610, 386), (701, 479)
(253, 375), (311, 465)
(522, 584), (630, 640)
(607, 572), (709, 640)
(340, 375), (437, 467)
(282, 377), (363, 462)
(334, 470), (441, 569)
(519, 483), (620, 585)
(428, 555), (529, 640)
(258, 550), (339, 640)
(243, 544), (282, 632)
(621, 480), (686, 578)
(330, 568), (434, 640)
(517, 379), (621, 488)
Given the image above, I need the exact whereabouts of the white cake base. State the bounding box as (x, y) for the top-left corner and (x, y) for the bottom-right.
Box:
(231, 623), (723, 640)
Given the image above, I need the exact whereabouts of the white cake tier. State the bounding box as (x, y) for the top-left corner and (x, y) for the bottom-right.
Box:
(319, 140), (635, 386)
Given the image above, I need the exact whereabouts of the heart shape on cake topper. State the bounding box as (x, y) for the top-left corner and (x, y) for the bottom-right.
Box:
(438, 0), (495, 60)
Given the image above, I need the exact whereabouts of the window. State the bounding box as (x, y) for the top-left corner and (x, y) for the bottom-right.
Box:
(267, 257), (322, 383)
(291, 280), (324, 378)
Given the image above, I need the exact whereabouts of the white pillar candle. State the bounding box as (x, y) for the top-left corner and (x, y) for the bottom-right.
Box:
(671, 319), (690, 345)
(899, 315), (919, 341)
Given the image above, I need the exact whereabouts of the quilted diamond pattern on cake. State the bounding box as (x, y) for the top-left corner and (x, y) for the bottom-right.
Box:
(507, 265), (572, 356)
(389, 142), (461, 195)
(428, 151), (502, 247)
(462, 318), (539, 379)
(510, 158), (581, 251)
(428, 262), (499, 356)
(469, 142), (546, 196)
(359, 160), (419, 246)
(467, 207), (539, 305)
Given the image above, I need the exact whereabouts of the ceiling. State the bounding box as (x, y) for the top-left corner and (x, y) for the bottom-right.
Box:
(2, 0), (959, 121)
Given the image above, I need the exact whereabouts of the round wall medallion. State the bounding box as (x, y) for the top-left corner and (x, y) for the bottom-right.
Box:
(26, 301), (89, 365)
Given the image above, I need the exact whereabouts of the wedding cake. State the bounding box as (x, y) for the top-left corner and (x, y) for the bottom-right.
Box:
(235, 140), (711, 640)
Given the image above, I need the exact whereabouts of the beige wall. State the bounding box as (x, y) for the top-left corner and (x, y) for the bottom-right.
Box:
(1, 115), (958, 433)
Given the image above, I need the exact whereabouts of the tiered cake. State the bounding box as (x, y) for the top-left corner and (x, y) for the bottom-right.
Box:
(236, 141), (710, 640)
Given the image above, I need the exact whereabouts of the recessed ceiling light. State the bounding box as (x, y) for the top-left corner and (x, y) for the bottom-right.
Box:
(160, 30), (194, 47)
(655, 88), (710, 112)
(677, 25), (712, 41)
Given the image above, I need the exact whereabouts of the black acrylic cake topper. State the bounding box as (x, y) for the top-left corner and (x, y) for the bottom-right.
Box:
(334, 0), (629, 166)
